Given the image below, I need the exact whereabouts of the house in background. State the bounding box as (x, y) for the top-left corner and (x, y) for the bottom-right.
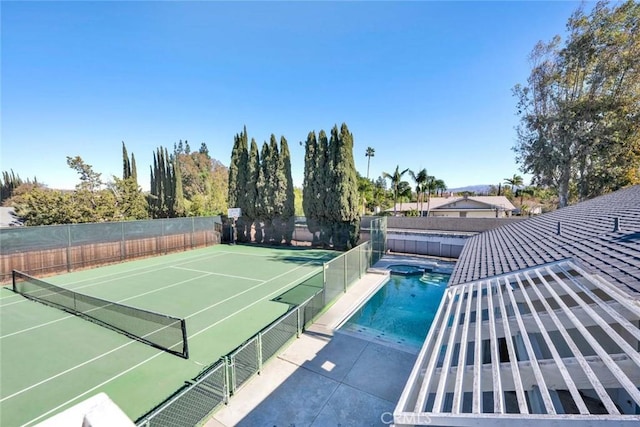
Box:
(389, 196), (516, 218)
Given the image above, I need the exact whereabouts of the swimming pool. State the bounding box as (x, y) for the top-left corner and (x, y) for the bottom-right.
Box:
(340, 267), (450, 350)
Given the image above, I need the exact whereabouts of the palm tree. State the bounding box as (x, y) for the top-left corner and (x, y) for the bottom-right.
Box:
(365, 147), (375, 179)
(382, 165), (409, 215)
(425, 175), (436, 216)
(409, 168), (428, 216)
(504, 174), (524, 191)
(397, 181), (412, 214)
(434, 179), (447, 197)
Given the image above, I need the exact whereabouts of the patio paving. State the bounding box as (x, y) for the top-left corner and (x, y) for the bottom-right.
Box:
(205, 269), (419, 427)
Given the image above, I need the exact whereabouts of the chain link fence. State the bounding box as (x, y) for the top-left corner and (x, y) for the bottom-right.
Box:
(136, 218), (388, 427)
(0, 217), (222, 282)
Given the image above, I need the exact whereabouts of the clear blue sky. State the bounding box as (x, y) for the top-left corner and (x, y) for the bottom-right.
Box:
(2, 1), (584, 192)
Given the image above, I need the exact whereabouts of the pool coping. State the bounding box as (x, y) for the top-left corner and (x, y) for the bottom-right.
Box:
(205, 264), (411, 427)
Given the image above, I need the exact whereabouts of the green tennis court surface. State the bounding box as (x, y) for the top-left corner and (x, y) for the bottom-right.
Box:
(0, 245), (335, 426)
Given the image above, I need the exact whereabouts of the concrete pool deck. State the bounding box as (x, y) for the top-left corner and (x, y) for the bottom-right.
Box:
(205, 268), (420, 427)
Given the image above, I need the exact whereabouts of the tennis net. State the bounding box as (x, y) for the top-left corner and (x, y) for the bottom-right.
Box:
(12, 270), (189, 359)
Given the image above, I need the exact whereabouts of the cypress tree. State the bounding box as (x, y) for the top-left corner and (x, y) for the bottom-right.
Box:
(257, 142), (272, 243)
(317, 130), (331, 247)
(122, 142), (131, 179)
(173, 155), (186, 217)
(280, 136), (295, 244)
(326, 124), (360, 250)
(228, 128), (249, 241)
(303, 131), (320, 243)
(149, 146), (183, 218)
(246, 138), (260, 241)
(228, 134), (241, 209)
(267, 135), (284, 243)
(338, 123), (360, 248)
(131, 153), (138, 185)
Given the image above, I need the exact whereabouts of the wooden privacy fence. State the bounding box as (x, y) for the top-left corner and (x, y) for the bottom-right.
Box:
(0, 217), (222, 283)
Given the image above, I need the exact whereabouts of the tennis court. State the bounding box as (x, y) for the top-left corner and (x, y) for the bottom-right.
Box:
(0, 244), (335, 426)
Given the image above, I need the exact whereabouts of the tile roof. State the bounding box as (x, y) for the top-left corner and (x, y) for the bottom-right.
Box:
(390, 196), (516, 212)
(450, 185), (640, 295)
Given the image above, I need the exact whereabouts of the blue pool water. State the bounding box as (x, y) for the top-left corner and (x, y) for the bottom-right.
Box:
(340, 270), (449, 349)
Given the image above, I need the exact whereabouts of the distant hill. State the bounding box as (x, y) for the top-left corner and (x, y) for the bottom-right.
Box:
(447, 185), (493, 195)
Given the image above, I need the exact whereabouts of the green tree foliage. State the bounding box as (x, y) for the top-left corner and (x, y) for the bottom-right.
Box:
(409, 168), (428, 216)
(265, 135), (285, 243)
(513, 0), (640, 207)
(13, 155), (149, 225)
(149, 147), (185, 218)
(357, 173), (374, 215)
(109, 176), (149, 220)
(365, 146), (375, 179)
(1, 170), (38, 204)
(280, 136), (295, 244)
(327, 124), (360, 250)
(316, 130), (331, 246)
(228, 129), (249, 241)
(245, 139), (260, 225)
(174, 140), (227, 216)
(382, 165), (409, 215)
(294, 187), (304, 216)
(433, 179), (447, 196)
(303, 131), (322, 243)
(122, 142), (131, 179)
(13, 188), (77, 225)
(256, 141), (272, 243)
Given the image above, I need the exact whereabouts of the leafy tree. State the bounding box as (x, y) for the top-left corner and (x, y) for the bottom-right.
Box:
(513, 0), (640, 207)
(109, 176), (149, 220)
(357, 173), (374, 215)
(293, 187), (304, 216)
(382, 165), (409, 215)
(13, 187), (76, 225)
(365, 147), (375, 179)
(1, 170), (38, 204)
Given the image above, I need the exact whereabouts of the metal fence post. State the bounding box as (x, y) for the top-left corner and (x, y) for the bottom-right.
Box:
(343, 254), (348, 293)
(223, 356), (231, 403)
(257, 333), (263, 374)
(121, 221), (126, 261)
(322, 263), (327, 306)
(66, 225), (72, 272)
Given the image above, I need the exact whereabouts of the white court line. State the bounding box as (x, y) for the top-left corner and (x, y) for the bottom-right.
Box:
(20, 264), (323, 427)
(21, 351), (166, 427)
(6, 260), (319, 411)
(184, 260), (314, 320)
(0, 251), (228, 304)
(0, 340), (138, 404)
(170, 266), (264, 282)
(0, 273), (213, 339)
